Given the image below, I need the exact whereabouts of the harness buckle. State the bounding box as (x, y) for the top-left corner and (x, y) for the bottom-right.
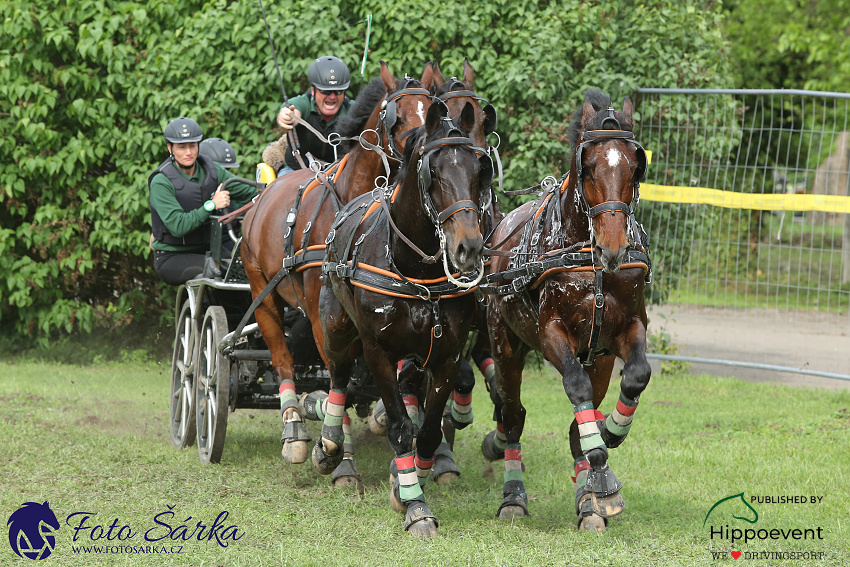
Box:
(512, 277), (528, 294)
(282, 256), (295, 270)
(526, 261), (543, 278)
(325, 229), (336, 245)
(595, 292), (604, 309)
(433, 324), (443, 339)
(335, 263), (348, 279)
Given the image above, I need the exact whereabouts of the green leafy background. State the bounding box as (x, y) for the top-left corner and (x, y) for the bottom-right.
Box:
(1, 0), (735, 342)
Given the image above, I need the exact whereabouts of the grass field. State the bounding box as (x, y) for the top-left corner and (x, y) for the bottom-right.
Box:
(2, 358), (849, 566)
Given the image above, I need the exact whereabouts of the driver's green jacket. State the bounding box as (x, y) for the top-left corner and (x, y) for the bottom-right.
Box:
(150, 161), (256, 253)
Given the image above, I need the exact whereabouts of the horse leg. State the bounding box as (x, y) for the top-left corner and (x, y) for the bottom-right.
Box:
(562, 350), (625, 518)
(491, 327), (530, 520)
(242, 245), (310, 464)
(601, 324), (652, 449)
(568, 355), (615, 532)
(369, 353), (438, 539)
(478, 347), (507, 462)
(397, 359), (461, 484)
(297, 389), (362, 491)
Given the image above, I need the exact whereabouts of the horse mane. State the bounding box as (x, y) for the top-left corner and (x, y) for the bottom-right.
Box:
(567, 88), (613, 149)
(336, 77), (387, 141)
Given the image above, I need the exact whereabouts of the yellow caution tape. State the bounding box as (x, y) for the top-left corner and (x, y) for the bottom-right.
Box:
(641, 183), (850, 213)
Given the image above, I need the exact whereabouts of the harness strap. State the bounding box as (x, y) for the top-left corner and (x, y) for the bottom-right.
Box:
(322, 259), (480, 300)
(438, 200), (479, 223)
(479, 247), (649, 296)
(224, 266), (291, 355)
(580, 268), (605, 367)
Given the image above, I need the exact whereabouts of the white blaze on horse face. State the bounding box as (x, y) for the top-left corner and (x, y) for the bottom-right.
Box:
(606, 148), (622, 167)
(416, 101), (425, 125)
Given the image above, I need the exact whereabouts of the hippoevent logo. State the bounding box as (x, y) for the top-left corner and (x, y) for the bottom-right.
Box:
(7, 502), (244, 560)
(704, 492), (826, 561)
(7, 502), (59, 560)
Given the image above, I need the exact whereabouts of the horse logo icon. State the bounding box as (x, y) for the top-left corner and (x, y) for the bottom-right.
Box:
(703, 492), (759, 527)
(7, 502), (60, 560)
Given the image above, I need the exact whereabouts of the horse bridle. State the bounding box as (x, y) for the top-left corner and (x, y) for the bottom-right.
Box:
(574, 115), (647, 224)
(377, 77), (432, 161)
(416, 123), (491, 227)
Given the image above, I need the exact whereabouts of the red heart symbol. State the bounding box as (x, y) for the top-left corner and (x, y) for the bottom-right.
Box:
(731, 551), (742, 559)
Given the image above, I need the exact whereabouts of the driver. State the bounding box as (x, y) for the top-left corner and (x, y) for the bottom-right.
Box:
(149, 118), (257, 285)
(268, 56), (354, 176)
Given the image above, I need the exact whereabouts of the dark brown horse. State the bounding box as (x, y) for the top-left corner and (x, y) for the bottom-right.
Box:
(319, 101), (491, 537)
(483, 89), (652, 532)
(372, 58), (500, 480)
(241, 61), (435, 473)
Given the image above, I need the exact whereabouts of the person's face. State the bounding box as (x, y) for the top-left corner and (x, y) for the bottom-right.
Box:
(169, 142), (199, 168)
(312, 87), (344, 119)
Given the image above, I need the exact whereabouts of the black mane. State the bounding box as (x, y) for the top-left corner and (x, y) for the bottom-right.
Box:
(567, 88), (613, 149)
(336, 77), (387, 139)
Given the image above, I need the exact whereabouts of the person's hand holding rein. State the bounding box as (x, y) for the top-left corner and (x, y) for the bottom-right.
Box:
(277, 105), (301, 130)
(211, 185), (231, 210)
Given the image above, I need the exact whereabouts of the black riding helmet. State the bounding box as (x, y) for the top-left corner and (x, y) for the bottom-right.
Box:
(199, 138), (239, 168)
(308, 56), (350, 91)
(164, 117), (203, 143)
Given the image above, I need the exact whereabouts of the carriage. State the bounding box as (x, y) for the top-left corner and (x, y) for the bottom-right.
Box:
(167, 176), (377, 465)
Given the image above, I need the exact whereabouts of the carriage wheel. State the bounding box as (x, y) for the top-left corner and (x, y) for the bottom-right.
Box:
(195, 306), (230, 464)
(170, 299), (197, 449)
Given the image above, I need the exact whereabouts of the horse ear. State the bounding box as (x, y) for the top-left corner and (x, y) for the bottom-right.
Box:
(425, 100), (448, 134)
(432, 59), (445, 91)
(380, 61), (396, 93)
(458, 101), (475, 133)
(581, 100), (596, 130)
(619, 96), (635, 131)
(462, 57), (475, 90)
(420, 61), (434, 91)
(483, 104), (497, 136)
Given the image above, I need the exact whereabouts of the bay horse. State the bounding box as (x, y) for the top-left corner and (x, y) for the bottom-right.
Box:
(241, 61), (435, 477)
(319, 100), (491, 537)
(482, 88), (652, 532)
(372, 58), (501, 480)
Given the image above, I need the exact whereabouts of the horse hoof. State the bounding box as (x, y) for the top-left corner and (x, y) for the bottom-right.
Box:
(281, 440), (309, 464)
(497, 505), (527, 520)
(406, 518), (439, 539)
(432, 453), (461, 485)
(368, 399), (388, 436)
(312, 439), (343, 475)
(481, 430), (505, 462)
(332, 458), (363, 494)
(578, 513), (607, 532)
(591, 490), (625, 518)
(404, 502), (439, 539)
(435, 471), (459, 485)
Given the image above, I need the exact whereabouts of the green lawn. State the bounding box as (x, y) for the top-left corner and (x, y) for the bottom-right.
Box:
(2, 359), (848, 566)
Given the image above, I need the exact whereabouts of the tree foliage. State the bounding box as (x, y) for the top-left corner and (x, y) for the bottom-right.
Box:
(724, 0), (850, 92)
(1, 0), (730, 342)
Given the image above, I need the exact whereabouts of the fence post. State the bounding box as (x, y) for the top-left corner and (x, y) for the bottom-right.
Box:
(844, 141), (850, 284)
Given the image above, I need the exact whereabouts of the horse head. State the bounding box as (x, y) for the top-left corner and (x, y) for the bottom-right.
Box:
(413, 100), (487, 275)
(374, 60), (434, 159)
(432, 58), (497, 149)
(572, 90), (646, 273)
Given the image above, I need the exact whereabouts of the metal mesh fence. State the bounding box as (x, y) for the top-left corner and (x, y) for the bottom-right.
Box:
(633, 89), (850, 332)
